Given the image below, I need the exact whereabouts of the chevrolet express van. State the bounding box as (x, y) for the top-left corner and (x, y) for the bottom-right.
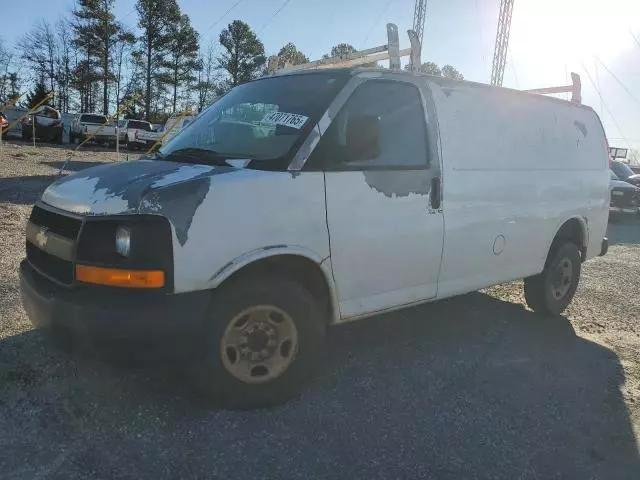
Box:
(20, 68), (610, 408)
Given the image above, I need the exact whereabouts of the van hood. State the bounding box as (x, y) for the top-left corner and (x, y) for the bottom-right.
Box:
(42, 159), (234, 216)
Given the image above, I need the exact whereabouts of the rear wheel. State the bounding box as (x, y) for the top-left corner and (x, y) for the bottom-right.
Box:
(192, 275), (326, 409)
(524, 242), (581, 315)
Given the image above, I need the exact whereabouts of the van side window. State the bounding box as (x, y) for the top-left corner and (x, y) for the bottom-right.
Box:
(309, 81), (429, 170)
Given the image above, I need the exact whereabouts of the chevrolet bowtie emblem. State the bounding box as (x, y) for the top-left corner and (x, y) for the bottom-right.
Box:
(35, 227), (48, 249)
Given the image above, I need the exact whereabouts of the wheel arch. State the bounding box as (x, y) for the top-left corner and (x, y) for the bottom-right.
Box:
(209, 246), (340, 324)
(546, 216), (588, 263)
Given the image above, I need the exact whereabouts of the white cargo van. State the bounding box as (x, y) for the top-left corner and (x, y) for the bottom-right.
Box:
(20, 68), (610, 408)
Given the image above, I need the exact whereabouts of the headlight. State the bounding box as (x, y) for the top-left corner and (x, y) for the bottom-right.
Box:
(115, 226), (131, 257)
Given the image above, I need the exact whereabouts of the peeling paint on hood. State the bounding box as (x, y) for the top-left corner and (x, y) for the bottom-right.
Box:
(41, 159), (232, 215)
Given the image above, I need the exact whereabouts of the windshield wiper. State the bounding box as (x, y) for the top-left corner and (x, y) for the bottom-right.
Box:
(161, 147), (236, 166)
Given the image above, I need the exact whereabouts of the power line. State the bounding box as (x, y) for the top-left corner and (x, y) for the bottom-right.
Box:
(360, 0), (395, 49)
(608, 137), (640, 142)
(593, 55), (640, 109)
(259, 0), (294, 35)
(579, 59), (629, 145)
(204, 0), (245, 35)
(630, 29), (640, 50)
(593, 60), (602, 115)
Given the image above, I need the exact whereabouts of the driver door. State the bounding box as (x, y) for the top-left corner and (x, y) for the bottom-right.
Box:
(308, 79), (444, 319)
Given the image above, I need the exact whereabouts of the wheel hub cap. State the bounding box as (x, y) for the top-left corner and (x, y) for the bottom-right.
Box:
(551, 257), (572, 300)
(221, 305), (299, 384)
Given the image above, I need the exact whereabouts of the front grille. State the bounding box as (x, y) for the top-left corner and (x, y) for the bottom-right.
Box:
(611, 189), (636, 208)
(26, 242), (74, 284)
(29, 205), (82, 239)
(26, 205), (81, 284)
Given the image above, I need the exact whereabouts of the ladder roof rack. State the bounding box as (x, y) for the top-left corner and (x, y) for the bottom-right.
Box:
(523, 72), (582, 104)
(269, 24), (421, 75)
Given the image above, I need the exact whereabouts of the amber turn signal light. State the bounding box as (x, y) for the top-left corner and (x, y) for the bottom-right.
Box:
(76, 265), (165, 289)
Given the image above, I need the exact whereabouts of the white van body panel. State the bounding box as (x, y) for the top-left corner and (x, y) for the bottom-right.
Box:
(426, 79), (609, 299)
(138, 169), (330, 294)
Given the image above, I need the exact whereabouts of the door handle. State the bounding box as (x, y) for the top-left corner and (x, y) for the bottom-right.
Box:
(430, 177), (441, 210)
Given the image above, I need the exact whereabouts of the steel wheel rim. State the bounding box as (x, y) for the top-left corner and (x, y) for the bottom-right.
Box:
(220, 305), (299, 384)
(551, 257), (573, 300)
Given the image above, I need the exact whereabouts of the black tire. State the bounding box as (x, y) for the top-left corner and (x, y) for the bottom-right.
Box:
(192, 275), (326, 409)
(524, 242), (581, 315)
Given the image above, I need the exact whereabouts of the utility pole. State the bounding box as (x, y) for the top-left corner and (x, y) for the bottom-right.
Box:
(412, 0), (427, 66)
(490, 0), (515, 86)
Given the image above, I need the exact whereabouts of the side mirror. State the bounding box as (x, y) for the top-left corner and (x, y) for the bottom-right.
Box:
(346, 114), (380, 162)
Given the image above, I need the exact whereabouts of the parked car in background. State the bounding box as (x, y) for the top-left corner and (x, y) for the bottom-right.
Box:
(118, 119), (153, 150)
(21, 105), (63, 143)
(70, 113), (117, 146)
(609, 170), (640, 215)
(161, 113), (195, 144)
(0, 112), (8, 138)
(135, 114), (196, 148)
(610, 160), (640, 187)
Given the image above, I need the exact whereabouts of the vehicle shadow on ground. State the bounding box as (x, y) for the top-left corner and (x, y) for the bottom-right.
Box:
(608, 215), (640, 246)
(0, 175), (58, 205)
(0, 162), (106, 205)
(42, 160), (107, 172)
(1, 292), (638, 479)
(3, 138), (123, 154)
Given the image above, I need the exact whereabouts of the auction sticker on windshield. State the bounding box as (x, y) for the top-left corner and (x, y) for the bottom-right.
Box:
(262, 111), (309, 129)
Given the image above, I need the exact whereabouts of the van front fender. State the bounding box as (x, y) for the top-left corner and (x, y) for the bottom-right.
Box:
(207, 245), (341, 324)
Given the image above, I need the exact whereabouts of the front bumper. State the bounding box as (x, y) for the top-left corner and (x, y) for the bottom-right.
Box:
(609, 206), (639, 214)
(20, 260), (210, 344)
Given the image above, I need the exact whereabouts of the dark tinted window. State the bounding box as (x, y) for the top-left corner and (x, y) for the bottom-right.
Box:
(80, 114), (107, 124)
(309, 81), (428, 170)
(127, 120), (151, 131)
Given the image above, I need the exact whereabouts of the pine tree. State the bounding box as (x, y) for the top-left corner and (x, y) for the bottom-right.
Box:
(217, 20), (265, 90)
(26, 79), (50, 108)
(136, 0), (180, 120)
(161, 13), (200, 113)
(72, 0), (128, 115)
(276, 43), (308, 68)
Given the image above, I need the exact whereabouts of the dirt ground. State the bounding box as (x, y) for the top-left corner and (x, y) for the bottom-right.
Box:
(0, 140), (639, 479)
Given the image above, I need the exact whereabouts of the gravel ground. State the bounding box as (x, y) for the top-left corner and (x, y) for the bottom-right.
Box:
(0, 140), (639, 479)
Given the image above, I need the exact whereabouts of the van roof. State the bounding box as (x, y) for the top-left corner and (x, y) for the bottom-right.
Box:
(256, 67), (591, 111)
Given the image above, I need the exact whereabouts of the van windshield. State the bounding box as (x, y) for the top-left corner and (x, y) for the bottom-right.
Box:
(158, 72), (349, 166)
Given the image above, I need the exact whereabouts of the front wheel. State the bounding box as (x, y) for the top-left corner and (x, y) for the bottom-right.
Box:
(524, 242), (581, 315)
(192, 275), (326, 409)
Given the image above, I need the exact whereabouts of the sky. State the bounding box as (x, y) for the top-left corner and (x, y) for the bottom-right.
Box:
(2, 0), (640, 154)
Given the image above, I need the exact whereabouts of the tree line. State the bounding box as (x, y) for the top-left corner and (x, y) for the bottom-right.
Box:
(0, 0), (464, 123)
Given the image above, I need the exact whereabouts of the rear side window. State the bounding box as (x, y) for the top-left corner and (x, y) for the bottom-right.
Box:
(80, 114), (107, 124)
(127, 120), (151, 131)
(309, 81), (429, 170)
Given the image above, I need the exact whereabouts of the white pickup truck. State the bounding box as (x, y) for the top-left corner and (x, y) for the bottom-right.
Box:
(20, 68), (610, 408)
(135, 113), (196, 148)
(70, 113), (117, 145)
(117, 119), (154, 150)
